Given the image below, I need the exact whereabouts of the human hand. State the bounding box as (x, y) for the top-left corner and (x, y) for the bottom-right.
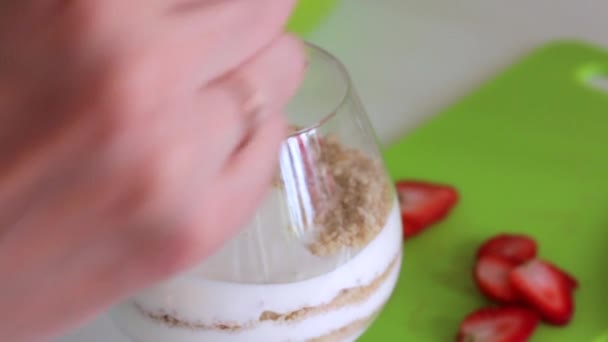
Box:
(0, 1), (304, 340)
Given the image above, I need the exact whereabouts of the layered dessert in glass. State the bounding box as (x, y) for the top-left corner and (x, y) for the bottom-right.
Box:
(110, 42), (403, 342)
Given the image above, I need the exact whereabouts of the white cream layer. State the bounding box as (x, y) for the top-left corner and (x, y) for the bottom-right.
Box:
(111, 202), (403, 342)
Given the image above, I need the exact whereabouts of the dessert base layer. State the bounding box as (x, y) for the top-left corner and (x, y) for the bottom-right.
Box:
(111, 203), (402, 342)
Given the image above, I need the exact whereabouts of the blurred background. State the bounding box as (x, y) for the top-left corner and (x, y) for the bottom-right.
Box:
(59, 0), (607, 341)
(293, 0), (607, 145)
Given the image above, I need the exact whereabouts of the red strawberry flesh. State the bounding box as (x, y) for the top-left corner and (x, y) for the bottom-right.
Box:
(474, 255), (519, 303)
(546, 262), (579, 290)
(457, 306), (539, 342)
(395, 180), (459, 238)
(477, 234), (537, 264)
(509, 259), (574, 326)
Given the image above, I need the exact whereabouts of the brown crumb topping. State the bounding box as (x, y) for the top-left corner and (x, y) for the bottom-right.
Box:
(272, 128), (394, 256)
(134, 304), (247, 332)
(306, 134), (394, 256)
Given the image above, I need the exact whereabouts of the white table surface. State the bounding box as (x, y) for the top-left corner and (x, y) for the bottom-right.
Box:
(58, 0), (607, 341)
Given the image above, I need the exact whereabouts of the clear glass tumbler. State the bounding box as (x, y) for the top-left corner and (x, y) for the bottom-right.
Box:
(110, 42), (403, 342)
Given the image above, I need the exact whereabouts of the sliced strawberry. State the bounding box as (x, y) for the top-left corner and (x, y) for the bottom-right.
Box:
(474, 255), (519, 303)
(509, 259), (574, 325)
(546, 262), (579, 290)
(477, 234), (537, 264)
(395, 180), (459, 238)
(457, 306), (539, 342)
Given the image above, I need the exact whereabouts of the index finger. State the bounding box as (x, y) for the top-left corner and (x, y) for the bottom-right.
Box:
(162, 0), (298, 87)
(63, 0), (297, 88)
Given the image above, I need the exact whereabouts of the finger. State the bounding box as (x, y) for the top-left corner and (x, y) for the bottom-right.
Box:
(148, 35), (305, 261)
(192, 34), (306, 171)
(62, 35), (306, 282)
(194, 114), (289, 256)
(62, 0), (296, 91)
(89, 34), (306, 227)
(162, 0), (298, 90)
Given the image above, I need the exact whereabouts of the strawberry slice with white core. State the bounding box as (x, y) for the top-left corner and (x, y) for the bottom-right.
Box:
(474, 255), (519, 303)
(546, 262), (579, 290)
(457, 306), (539, 342)
(509, 259), (574, 326)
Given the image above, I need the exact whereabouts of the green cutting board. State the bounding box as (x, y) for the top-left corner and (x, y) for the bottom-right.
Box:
(360, 40), (608, 341)
(287, 0), (339, 36)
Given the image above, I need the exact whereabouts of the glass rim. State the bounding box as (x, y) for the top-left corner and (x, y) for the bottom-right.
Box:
(288, 41), (353, 137)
